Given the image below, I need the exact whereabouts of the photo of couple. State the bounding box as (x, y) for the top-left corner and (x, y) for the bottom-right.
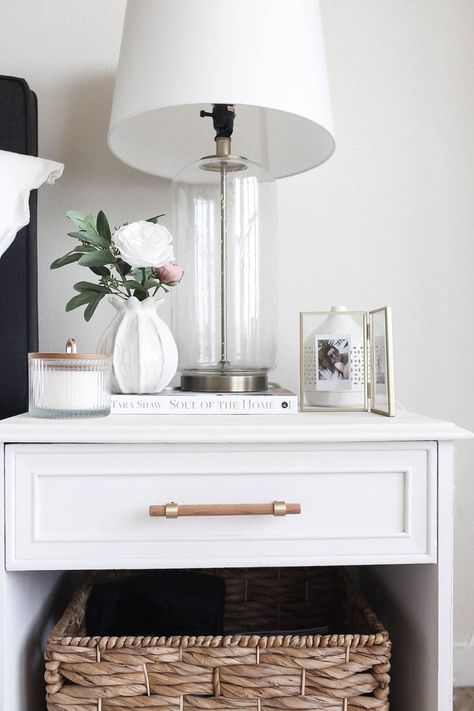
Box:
(317, 337), (351, 385)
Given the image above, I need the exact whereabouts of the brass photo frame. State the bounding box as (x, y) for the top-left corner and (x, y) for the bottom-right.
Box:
(299, 307), (395, 416)
(369, 306), (395, 417)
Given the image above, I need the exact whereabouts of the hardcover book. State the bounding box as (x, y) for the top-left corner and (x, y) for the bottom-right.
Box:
(111, 387), (298, 415)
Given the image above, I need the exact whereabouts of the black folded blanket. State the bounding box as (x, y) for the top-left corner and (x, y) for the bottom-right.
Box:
(85, 571), (225, 637)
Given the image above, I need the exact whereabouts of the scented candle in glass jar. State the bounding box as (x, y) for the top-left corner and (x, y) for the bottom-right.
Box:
(28, 339), (112, 418)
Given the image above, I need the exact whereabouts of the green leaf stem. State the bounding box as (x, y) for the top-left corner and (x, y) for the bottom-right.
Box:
(143, 278), (161, 290)
(65, 292), (96, 312)
(72, 245), (96, 254)
(122, 279), (148, 293)
(73, 281), (110, 293)
(68, 231), (109, 249)
(66, 211), (97, 234)
(50, 252), (82, 269)
(89, 266), (111, 277)
(84, 295), (104, 321)
(96, 211), (112, 242)
(66, 210), (89, 227)
(78, 250), (115, 267)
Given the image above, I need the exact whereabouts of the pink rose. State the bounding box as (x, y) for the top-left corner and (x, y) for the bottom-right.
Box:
(154, 262), (184, 286)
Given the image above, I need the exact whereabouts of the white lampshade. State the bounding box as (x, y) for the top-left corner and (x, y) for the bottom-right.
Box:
(109, 0), (335, 179)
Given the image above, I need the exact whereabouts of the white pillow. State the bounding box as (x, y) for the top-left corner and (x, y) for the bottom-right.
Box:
(0, 149), (63, 258)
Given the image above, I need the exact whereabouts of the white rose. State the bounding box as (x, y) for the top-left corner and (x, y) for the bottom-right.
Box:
(113, 221), (175, 268)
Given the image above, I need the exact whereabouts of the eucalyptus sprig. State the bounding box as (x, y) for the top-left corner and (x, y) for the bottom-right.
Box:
(51, 210), (171, 321)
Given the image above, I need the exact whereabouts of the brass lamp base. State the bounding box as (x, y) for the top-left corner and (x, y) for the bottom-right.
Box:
(180, 370), (268, 393)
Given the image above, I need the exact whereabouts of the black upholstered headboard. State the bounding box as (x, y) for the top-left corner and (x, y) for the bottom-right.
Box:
(0, 76), (39, 418)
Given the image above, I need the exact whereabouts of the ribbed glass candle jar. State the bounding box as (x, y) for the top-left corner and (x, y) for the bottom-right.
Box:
(28, 350), (112, 418)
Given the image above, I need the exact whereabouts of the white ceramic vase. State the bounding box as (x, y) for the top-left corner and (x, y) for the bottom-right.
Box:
(97, 296), (178, 394)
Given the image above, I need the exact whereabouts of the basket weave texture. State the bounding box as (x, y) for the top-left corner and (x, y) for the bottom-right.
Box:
(45, 568), (391, 711)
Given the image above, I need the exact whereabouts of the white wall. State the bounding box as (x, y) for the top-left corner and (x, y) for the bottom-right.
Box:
(1, 0), (474, 681)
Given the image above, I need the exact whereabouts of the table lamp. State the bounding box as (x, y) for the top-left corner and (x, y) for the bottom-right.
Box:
(109, 0), (335, 392)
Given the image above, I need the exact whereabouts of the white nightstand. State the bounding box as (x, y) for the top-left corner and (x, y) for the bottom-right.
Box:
(0, 411), (470, 711)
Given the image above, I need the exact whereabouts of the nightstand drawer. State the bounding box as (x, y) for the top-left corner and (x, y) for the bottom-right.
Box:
(5, 442), (437, 570)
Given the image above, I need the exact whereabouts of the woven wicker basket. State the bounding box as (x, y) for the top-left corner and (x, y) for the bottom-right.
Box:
(45, 568), (391, 711)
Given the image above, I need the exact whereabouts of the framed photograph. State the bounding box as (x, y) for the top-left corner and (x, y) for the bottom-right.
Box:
(300, 310), (368, 412)
(299, 306), (395, 416)
(316, 336), (351, 390)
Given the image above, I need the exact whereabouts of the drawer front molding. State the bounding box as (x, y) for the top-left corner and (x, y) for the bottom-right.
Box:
(6, 442), (437, 570)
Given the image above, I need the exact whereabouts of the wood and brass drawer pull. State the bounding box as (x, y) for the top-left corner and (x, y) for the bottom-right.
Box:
(149, 501), (302, 519)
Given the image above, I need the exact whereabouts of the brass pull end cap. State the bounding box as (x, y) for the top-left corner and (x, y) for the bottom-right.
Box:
(165, 502), (179, 519)
(273, 501), (287, 517)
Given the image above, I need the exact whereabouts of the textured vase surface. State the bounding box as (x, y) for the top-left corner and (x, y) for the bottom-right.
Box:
(97, 296), (178, 394)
